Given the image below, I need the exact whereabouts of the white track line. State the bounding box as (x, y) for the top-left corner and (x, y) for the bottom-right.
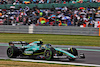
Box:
(11, 59), (100, 67)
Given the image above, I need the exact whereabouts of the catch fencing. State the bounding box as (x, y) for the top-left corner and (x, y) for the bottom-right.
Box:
(0, 25), (99, 36)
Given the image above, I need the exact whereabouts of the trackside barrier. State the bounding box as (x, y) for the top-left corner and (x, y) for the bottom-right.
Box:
(33, 26), (99, 36)
(0, 25), (29, 33)
(0, 25), (99, 36)
(29, 25), (34, 33)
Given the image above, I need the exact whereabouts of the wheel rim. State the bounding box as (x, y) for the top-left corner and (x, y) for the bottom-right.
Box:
(44, 50), (52, 60)
(45, 50), (50, 58)
(7, 48), (13, 57)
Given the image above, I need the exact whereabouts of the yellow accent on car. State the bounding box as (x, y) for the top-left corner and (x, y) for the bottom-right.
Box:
(33, 52), (44, 55)
(71, 47), (73, 52)
(38, 39), (42, 41)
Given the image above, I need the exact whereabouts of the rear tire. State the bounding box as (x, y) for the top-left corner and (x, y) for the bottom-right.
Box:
(7, 46), (19, 58)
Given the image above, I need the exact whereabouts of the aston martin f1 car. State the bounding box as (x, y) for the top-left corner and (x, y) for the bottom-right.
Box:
(7, 41), (85, 61)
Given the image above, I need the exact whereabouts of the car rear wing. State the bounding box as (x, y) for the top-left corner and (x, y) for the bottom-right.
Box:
(9, 41), (28, 46)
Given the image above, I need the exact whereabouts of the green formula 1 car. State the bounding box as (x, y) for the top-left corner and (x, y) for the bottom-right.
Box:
(7, 40), (85, 61)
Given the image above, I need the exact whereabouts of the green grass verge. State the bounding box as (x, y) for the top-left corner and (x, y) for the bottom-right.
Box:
(0, 33), (100, 46)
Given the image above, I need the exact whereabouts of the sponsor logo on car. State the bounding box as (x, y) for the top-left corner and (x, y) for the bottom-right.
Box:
(24, 51), (33, 54)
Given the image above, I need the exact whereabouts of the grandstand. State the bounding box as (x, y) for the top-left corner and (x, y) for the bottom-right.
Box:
(0, 0), (100, 28)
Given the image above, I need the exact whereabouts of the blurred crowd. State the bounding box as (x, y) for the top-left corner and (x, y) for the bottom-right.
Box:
(0, 0), (99, 5)
(0, 0), (70, 4)
(0, 6), (100, 27)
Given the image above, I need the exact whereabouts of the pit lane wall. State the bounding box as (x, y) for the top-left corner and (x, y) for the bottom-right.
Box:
(0, 25), (99, 36)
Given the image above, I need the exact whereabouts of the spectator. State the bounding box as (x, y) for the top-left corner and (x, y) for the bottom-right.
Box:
(39, 0), (45, 3)
(0, 5), (100, 28)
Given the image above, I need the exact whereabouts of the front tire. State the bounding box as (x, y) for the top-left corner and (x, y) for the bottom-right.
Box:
(44, 48), (54, 60)
(67, 47), (78, 61)
(7, 46), (19, 58)
(67, 47), (78, 56)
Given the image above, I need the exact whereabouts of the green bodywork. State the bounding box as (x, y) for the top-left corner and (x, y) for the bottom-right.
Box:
(54, 48), (76, 58)
(22, 41), (41, 55)
(21, 41), (76, 59)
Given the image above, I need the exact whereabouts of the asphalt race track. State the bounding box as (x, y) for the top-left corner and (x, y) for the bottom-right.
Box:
(0, 43), (100, 66)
